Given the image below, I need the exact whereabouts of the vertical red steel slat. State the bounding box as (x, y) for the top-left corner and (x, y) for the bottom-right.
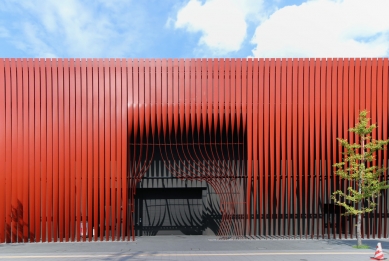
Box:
(115, 59), (121, 241)
(280, 58), (287, 236)
(189, 58), (195, 134)
(331, 59), (338, 239)
(376, 58), (383, 238)
(272, 58), (282, 235)
(85, 58), (93, 241)
(325, 59), (333, 239)
(33, 59), (41, 242)
(10, 59), (16, 243)
(81, 59), (88, 241)
(4, 59), (12, 243)
(246, 58), (253, 235)
(382, 58), (388, 238)
(52, 59), (59, 242)
(348, 59), (355, 239)
(371, 59), (378, 238)
(343, 59), (350, 239)
(292, 59), (300, 238)
(92, 59), (99, 241)
(22, 59), (30, 242)
(121, 59), (128, 241)
(161, 59), (168, 138)
(201, 59), (207, 135)
(252, 58), (259, 235)
(104, 59), (111, 241)
(10, 59), (17, 243)
(336, 59), (343, 238)
(295, 59), (305, 238)
(39, 59), (47, 243)
(320, 59), (326, 239)
(308, 59), (316, 238)
(98, 59), (105, 241)
(235, 59), (241, 136)
(133, 59), (140, 239)
(263, 58), (270, 236)
(16, 59), (24, 242)
(58, 59), (65, 242)
(75, 58), (82, 242)
(46, 59), (53, 242)
(269, 58), (276, 236)
(174, 59), (180, 136)
(285, 59), (293, 236)
(206, 59), (215, 146)
(303, 58), (310, 238)
(314, 59), (321, 238)
(69, 59), (76, 241)
(127, 59), (134, 241)
(258, 59), (264, 236)
(167, 59), (173, 146)
(111, 59), (117, 241)
(0, 59), (5, 243)
(195, 59), (201, 133)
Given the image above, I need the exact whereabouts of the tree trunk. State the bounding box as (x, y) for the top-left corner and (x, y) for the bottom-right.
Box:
(357, 136), (364, 247)
(357, 201), (362, 246)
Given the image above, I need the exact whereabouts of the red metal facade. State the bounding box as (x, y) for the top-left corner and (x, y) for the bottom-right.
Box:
(0, 58), (388, 243)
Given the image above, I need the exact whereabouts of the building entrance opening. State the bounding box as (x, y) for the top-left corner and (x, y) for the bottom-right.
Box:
(128, 116), (247, 238)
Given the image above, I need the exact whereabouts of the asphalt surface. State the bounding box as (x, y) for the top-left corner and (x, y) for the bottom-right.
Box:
(0, 236), (386, 260)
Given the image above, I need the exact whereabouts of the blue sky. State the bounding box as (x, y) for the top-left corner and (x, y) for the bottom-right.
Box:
(0, 0), (388, 58)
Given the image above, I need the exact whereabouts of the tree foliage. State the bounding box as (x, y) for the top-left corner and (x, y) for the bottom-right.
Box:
(332, 110), (389, 215)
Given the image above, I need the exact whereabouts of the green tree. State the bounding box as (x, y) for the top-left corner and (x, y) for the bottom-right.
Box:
(332, 110), (389, 247)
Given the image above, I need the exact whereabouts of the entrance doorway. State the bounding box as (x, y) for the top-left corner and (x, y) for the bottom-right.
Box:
(134, 188), (205, 236)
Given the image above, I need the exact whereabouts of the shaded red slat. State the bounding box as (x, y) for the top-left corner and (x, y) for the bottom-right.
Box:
(103, 59), (111, 241)
(98, 59), (105, 241)
(46, 59), (53, 242)
(331, 59), (338, 239)
(69, 59), (76, 241)
(80, 58), (88, 242)
(58, 59), (65, 242)
(52, 59), (59, 242)
(4, 59), (12, 243)
(16, 59), (24, 242)
(314, 59), (320, 238)
(0, 59), (5, 243)
(115, 59), (122, 241)
(33, 59), (42, 242)
(295, 59), (305, 238)
(263, 58), (270, 236)
(280, 58), (287, 236)
(348, 59), (355, 239)
(110, 59), (117, 241)
(252, 58), (259, 235)
(325, 59), (333, 239)
(302, 58), (310, 238)
(376, 58), (383, 238)
(274, 58), (281, 235)
(22, 59), (30, 242)
(292, 59), (301, 237)
(286, 58), (293, 236)
(382, 58), (388, 238)
(92, 59), (99, 241)
(320, 59), (326, 239)
(74, 58), (82, 242)
(121, 59), (128, 241)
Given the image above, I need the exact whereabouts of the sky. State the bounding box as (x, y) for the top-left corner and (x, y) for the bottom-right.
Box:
(0, 0), (388, 58)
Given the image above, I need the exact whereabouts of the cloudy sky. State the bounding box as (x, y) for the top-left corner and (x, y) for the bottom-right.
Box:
(0, 0), (388, 58)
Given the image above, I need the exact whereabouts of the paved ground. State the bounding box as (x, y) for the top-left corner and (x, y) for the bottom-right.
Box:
(0, 236), (387, 260)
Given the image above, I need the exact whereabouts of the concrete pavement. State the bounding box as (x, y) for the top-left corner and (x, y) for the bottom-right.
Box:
(0, 235), (386, 260)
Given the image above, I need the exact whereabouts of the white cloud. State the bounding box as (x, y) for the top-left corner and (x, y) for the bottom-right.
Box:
(1, 0), (143, 57)
(251, 0), (389, 57)
(173, 0), (265, 55)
